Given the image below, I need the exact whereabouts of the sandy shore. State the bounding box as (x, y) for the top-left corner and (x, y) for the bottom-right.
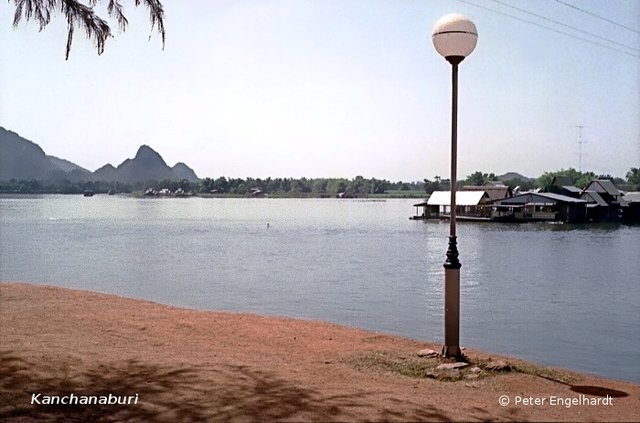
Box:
(1, 282), (638, 422)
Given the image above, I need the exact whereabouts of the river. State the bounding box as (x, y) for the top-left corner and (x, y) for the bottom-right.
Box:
(1, 195), (638, 382)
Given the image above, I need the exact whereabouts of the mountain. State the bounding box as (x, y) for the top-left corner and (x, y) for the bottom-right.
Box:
(100, 146), (199, 184)
(111, 145), (177, 184)
(47, 155), (91, 174)
(172, 162), (199, 183)
(93, 164), (118, 182)
(0, 127), (60, 181)
(0, 126), (199, 184)
(47, 155), (93, 182)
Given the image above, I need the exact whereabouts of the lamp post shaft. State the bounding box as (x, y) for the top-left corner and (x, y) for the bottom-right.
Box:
(443, 60), (462, 359)
(450, 62), (458, 239)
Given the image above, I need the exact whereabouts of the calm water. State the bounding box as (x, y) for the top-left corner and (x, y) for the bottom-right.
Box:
(1, 195), (639, 382)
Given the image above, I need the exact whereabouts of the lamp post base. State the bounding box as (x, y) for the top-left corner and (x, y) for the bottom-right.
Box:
(443, 236), (462, 359)
(441, 345), (463, 360)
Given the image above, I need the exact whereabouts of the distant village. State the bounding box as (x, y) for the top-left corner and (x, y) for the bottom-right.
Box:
(412, 176), (640, 224)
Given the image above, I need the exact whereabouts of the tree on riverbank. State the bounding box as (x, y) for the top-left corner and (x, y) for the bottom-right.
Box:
(463, 171), (498, 186)
(627, 168), (640, 189)
(537, 169), (595, 189)
(535, 168), (633, 191)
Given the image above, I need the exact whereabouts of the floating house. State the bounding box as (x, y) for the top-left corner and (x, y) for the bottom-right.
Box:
(411, 178), (637, 224)
(580, 179), (628, 221)
(623, 192), (640, 222)
(411, 200), (429, 219)
(580, 190), (609, 221)
(492, 192), (587, 223)
(412, 191), (493, 221)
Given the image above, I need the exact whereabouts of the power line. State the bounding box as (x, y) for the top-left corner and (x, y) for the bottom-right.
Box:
(457, 0), (640, 58)
(555, 0), (640, 35)
(488, 0), (639, 52)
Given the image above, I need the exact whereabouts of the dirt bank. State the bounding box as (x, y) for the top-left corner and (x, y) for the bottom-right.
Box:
(1, 282), (637, 422)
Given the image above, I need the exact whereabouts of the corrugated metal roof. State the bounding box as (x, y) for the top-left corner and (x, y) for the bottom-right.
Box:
(562, 185), (582, 193)
(496, 192), (587, 205)
(536, 192), (587, 203)
(581, 191), (608, 207)
(584, 180), (622, 196)
(427, 191), (490, 206)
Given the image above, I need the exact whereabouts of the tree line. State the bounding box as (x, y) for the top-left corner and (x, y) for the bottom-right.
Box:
(197, 176), (421, 196)
(1, 168), (638, 195)
(0, 176), (422, 196)
(423, 168), (640, 194)
(535, 168), (639, 191)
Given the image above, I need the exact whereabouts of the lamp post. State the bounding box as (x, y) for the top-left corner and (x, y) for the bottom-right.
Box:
(432, 13), (477, 359)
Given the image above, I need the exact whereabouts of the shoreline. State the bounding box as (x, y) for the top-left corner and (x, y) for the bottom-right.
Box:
(1, 282), (638, 422)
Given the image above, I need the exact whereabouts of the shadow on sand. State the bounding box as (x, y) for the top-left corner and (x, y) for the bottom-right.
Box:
(570, 385), (629, 398)
(0, 350), (449, 422)
(533, 371), (630, 399)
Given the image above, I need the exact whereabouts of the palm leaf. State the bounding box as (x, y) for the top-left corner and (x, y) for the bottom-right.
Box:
(10, 0), (166, 59)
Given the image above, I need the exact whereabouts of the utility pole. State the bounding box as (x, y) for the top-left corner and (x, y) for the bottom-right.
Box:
(576, 125), (586, 172)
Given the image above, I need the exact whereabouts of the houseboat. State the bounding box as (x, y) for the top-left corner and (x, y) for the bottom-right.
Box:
(412, 179), (638, 224)
(491, 192), (587, 223)
(411, 190), (493, 221)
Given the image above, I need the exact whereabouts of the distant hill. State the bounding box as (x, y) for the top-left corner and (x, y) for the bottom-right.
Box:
(94, 146), (200, 184)
(0, 126), (199, 184)
(112, 145), (177, 184)
(93, 164), (118, 181)
(173, 162), (199, 183)
(0, 127), (60, 181)
(497, 172), (534, 182)
(47, 155), (91, 174)
(47, 155), (93, 182)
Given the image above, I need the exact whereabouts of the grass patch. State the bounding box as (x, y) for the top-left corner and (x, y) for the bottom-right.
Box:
(353, 352), (434, 379)
(348, 351), (582, 385)
(348, 352), (477, 382)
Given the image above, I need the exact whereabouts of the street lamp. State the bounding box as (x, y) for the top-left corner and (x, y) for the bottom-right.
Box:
(432, 13), (477, 359)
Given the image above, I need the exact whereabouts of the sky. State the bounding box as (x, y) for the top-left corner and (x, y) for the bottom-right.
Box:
(1, 0), (638, 181)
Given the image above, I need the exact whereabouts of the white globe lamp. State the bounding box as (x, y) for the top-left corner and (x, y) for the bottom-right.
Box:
(432, 13), (478, 65)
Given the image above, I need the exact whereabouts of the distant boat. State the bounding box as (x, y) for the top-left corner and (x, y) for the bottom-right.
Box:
(83, 190), (95, 197)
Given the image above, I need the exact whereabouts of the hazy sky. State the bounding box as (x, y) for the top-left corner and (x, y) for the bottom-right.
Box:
(1, 0), (638, 181)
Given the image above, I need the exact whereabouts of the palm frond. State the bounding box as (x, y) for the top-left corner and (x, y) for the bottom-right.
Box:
(60, 0), (111, 60)
(135, 0), (165, 49)
(65, 19), (73, 58)
(107, 0), (127, 32)
(12, 0), (56, 30)
(11, 0), (166, 59)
